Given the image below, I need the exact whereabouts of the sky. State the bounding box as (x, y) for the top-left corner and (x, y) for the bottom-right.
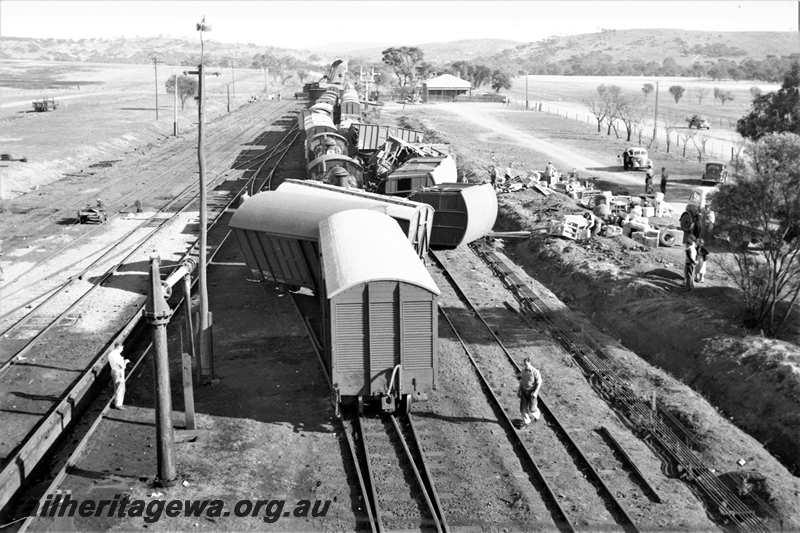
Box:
(0, 1), (797, 49)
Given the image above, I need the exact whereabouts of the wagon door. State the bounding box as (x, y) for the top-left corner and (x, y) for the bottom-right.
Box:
(399, 284), (436, 394)
(330, 286), (369, 396)
(366, 281), (400, 395)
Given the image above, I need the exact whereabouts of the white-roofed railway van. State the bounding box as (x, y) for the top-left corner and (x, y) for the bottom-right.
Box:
(228, 183), (435, 293)
(318, 209), (440, 413)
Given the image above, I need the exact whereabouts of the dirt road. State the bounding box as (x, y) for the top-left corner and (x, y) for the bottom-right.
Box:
(436, 103), (704, 213)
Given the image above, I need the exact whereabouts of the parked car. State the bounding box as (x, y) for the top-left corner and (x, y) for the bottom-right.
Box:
(700, 161), (729, 185)
(621, 147), (653, 171)
(687, 114), (711, 129)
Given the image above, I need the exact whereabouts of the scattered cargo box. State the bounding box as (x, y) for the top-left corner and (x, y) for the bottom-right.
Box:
(318, 209), (440, 412)
(410, 183), (498, 248)
(380, 156), (457, 196)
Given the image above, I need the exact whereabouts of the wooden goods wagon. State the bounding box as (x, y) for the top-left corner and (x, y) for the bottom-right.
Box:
(409, 183), (498, 248)
(229, 184), (436, 292)
(319, 209), (439, 412)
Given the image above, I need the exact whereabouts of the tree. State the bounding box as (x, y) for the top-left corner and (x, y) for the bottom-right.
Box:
(714, 87), (734, 105)
(616, 93), (646, 142)
(711, 133), (800, 335)
(586, 84), (619, 134)
(471, 65), (492, 88)
(586, 89), (609, 133)
(297, 70), (308, 84)
(668, 85), (685, 104)
(695, 87), (709, 105)
(381, 46), (424, 88)
(490, 70), (511, 92)
(641, 83), (654, 98)
(416, 61), (436, 81)
(602, 84), (622, 136)
(737, 62), (800, 140)
(165, 75), (198, 110)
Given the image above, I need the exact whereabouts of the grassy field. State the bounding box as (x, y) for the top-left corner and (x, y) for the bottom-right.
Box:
(508, 75), (779, 129)
(0, 60), (293, 198)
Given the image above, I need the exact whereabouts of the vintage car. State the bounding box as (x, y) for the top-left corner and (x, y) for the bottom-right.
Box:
(621, 147), (653, 171)
(687, 114), (711, 129)
(700, 161), (729, 185)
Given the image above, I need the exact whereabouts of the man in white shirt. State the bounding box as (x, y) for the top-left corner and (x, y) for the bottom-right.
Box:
(107, 342), (130, 409)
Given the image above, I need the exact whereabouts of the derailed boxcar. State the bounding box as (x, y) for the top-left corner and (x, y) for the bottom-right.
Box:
(410, 183), (498, 248)
(279, 179), (433, 255)
(319, 209), (439, 413)
(229, 184), (436, 292)
(380, 155), (457, 196)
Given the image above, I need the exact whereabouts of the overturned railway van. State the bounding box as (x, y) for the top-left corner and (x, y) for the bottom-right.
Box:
(319, 209), (440, 413)
(229, 184), (435, 292)
(280, 179), (433, 256)
(380, 156), (458, 196)
(410, 183), (497, 248)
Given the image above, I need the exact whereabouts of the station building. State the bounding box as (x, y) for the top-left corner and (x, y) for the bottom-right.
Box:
(422, 74), (472, 103)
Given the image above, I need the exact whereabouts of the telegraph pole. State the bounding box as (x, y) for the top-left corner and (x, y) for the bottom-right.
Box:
(151, 55), (161, 120)
(186, 16), (220, 383)
(173, 72), (178, 136)
(651, 80), (659, 147)
(525, 72), (529, 110)
(230, 56), (235, 103)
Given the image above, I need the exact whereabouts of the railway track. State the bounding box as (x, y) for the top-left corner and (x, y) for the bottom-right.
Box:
(343, 413), (448, 533)
(466, 241), (775, 533)
(430, 249), (642, 533)
(0, 117), (301, 515)
(287, 285), (448, 533)
(0, 127), (299, 376)
(0, 100), (295, 324)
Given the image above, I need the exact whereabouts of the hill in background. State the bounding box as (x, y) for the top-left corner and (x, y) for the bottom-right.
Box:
(321, 39), (521, 63)
(480, 29), (798, 80)
(0, 35), (314, 67)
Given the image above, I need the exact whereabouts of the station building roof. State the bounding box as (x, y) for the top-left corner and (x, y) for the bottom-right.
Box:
(319, 209), (440, 298)
(423, 74), (471, 90)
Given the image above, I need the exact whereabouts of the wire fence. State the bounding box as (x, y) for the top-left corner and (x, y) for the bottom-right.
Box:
(506, 97), (743, 164)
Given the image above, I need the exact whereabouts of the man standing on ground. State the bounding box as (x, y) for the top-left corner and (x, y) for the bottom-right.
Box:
(644, 169), (654, 195)
(660, 167), (669, 195)
(685, 237), (698, 291)
(517, 358), (542, 425)
(695, 239), (709, 283)
(108, 342), (130, 409)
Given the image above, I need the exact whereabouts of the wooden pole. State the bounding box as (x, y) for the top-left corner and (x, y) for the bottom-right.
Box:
(197, 40), (212, 382)
(651, 80), (659, 148)
(153, 57), (160, 121)
(525, 73), (528, 110)
(173, 73), (178, 136)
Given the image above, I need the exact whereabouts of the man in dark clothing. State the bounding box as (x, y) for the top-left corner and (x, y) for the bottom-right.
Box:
(644, 169), (654, 195)
(685, 237), (698, 291)
(660, 167), (669, 195)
